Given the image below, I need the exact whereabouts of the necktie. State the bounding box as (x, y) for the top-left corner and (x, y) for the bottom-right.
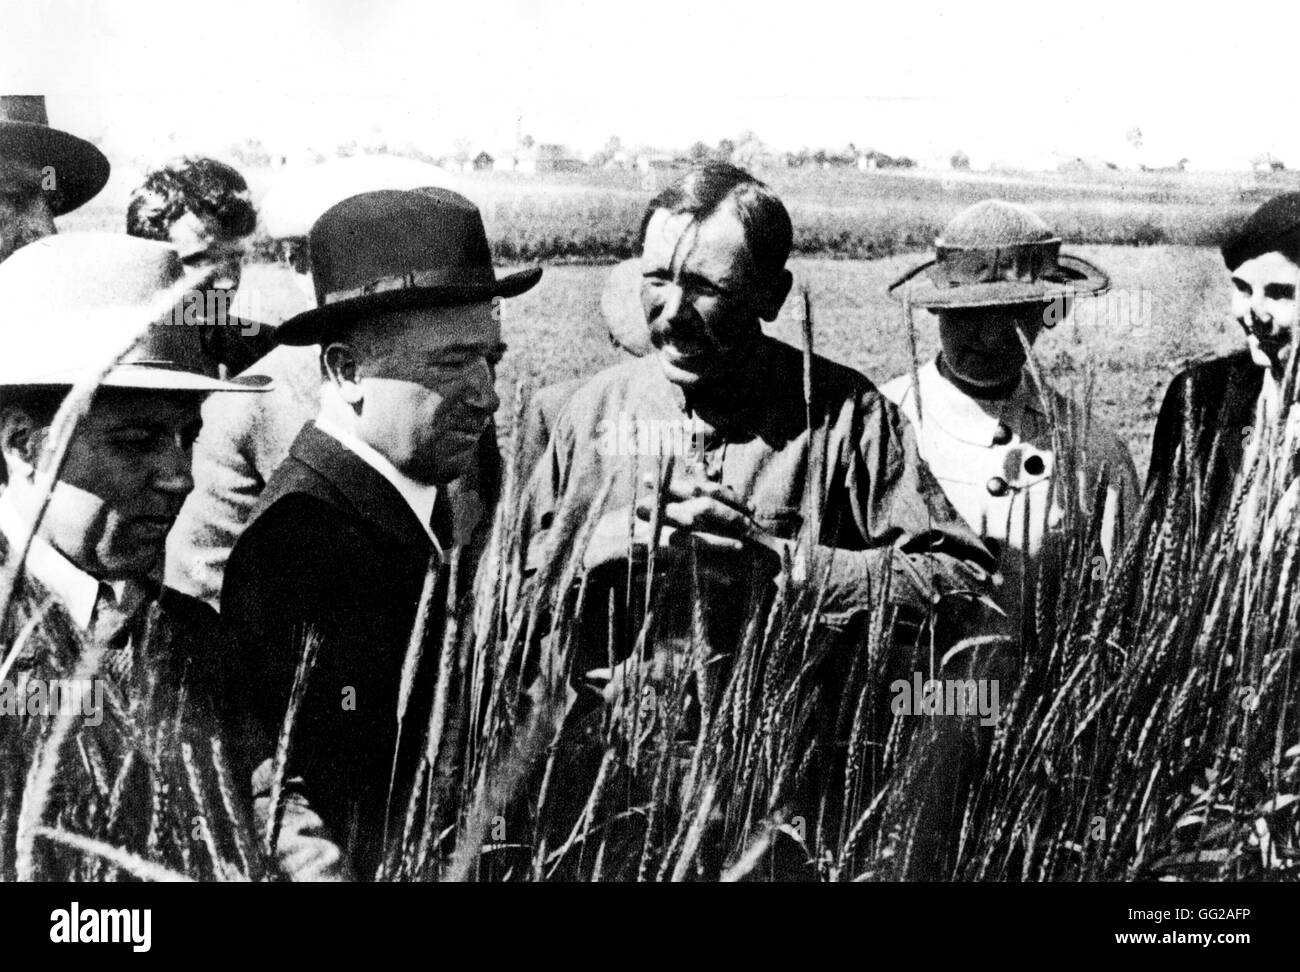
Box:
(429, 493), (455, 553)
(89, 582), (136, 649)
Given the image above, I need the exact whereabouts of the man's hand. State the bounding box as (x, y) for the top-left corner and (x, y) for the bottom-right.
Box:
(580, 503), (673, 572)
(581, 473), (794, 578)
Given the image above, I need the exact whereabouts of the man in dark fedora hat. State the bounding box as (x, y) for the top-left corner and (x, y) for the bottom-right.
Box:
(219, 188), (540, 881)
(0, 232), (266, 880)
(166, 162), (501, 611)
(0, 95), (110, 262)
(1146, 192), (1300, 550)
(883, 199), (1138, 630)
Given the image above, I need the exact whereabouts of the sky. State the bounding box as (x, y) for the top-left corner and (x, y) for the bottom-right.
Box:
(3, 0), (1298, 170)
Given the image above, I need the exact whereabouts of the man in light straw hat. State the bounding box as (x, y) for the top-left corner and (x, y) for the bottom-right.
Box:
(0, 95), (110, 262)
(219, 188), (540, 881)
(0, 233), (266, 880)
(883, 199), (1139, 630)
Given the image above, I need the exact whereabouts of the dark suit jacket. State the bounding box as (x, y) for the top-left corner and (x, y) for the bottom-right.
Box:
(220, 422), (446, 881)
(167, 344), (499, 608)
(1146, 350), (1263, 544)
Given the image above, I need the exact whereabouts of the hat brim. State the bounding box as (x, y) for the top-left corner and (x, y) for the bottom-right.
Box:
(0, 366), (272, 394)
(0, 121), (111, 215)
(274, 266), (543, 346)
(887, 254), (1110, 309)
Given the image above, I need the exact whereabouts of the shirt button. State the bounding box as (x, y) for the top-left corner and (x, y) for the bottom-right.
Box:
(991, 422), (1012, 445)
(1024, 454), (1046, 476)
(986, 476), (1009, 497)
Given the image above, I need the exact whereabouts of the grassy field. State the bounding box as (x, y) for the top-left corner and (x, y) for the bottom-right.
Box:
(62, 157), (1300, 262)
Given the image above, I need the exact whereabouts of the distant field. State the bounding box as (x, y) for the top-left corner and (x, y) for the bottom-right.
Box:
(60, 158), (1299, 263)
(227, 243), (1241, 479)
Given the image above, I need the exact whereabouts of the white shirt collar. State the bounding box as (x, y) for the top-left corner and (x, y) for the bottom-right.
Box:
(0, 493), (136, 632)
(313, 411), (444, 555)
(906, 360), (1047, 446)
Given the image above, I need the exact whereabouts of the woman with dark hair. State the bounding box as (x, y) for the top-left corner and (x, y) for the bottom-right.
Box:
(1146, 192), (1300, 548)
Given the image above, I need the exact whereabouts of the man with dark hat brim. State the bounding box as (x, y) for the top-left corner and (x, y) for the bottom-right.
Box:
(219, 188), (539, 881)
(1146, 191), (1300, 547)
(0, 95), (110, 262)
(0, 232), (267, 880)
(883, 199), (1139, 630)
(165, 163), (506, 611)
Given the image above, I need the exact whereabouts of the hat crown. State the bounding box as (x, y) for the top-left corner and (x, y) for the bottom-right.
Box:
(309, 188), (493, 307)
(0, 95), (49, 126)
(0, 233), (222, 387)
(886, 198), (1109, 308)
(0, 233), (183, 314)
(939, 200), (1054, 248)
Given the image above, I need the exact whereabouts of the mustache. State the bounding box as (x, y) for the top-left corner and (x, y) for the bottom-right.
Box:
(651, 315), (735, 356)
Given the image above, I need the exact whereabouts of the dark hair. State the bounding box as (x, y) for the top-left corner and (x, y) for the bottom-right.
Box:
(1222, 191), (1300, 272)
(126, 157), (258, 242)
(0, 387), (64, 485)
(638, 162), (792, 281)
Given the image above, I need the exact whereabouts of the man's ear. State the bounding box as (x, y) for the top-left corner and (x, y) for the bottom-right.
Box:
(757, 269), (794, 323)
(0, 407), (48, 480)
(321, 342), (363, 405)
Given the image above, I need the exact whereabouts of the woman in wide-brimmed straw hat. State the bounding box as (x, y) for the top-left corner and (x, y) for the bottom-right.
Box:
(880, 199), (1139, 632)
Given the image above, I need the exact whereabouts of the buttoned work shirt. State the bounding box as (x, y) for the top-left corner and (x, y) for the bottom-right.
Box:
(881, 359), (1139, 620)
(524, 338), (998, 643)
